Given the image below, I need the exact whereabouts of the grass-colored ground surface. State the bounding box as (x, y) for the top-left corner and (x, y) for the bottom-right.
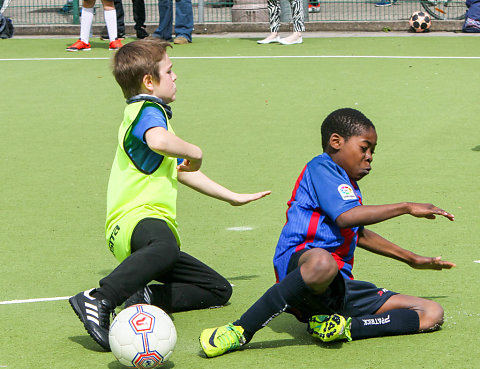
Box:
(1, 35), (479, 368)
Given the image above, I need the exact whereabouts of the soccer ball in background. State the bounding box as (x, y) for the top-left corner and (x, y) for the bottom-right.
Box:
(109, 304), (177, 368)
(409, 11), (432, 32)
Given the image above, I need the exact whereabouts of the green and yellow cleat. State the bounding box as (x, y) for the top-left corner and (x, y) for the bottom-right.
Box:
(307, 314), (352, 342)
(199, 323), (246, 358)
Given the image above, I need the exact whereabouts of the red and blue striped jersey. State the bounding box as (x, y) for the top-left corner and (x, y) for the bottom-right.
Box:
(273, 153), (363, 282)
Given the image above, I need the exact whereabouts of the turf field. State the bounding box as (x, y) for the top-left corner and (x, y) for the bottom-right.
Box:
(1, 34), (480, 369)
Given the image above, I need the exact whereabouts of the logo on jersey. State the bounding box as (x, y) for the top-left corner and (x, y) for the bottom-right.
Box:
(337, 184), (356, 200)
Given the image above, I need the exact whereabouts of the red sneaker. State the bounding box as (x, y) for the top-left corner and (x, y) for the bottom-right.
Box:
(109, 39), (123, 50)
(66, 39), (91, 52)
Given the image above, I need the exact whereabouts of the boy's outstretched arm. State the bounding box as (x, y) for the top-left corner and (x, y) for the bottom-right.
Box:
(145, 127), (203, 171)
(177, 170), (271, 206)
(357, 228), (456, 270)
(336, 202), (454, 229)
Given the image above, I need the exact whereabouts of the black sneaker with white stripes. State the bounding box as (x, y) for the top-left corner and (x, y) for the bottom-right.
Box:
(124, 285), (153, 308)
(69, 289), (115, 351)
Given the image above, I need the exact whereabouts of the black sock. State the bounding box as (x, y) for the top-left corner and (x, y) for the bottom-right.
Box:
(233, 267), (310, 343)
(350, 308), (420, 340)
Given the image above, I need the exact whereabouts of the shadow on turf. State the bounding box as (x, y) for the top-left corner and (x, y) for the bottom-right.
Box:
(69, 336), (177, 368)
(472, 145), (480, 151)
(69, 335), (109, 352)
(90, 41), (114, 50)
(419, 296), (448, 299)
(197, 314), (344, 358)
(266, 314), (345, 350)
(227, 274), (261, 281)
(239, 38), (263, 43)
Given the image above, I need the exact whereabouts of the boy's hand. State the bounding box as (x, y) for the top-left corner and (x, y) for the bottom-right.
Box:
(228, 191), (272, 206)
(177, 158), (202, 172)
(408, 203), (455, 221)
(409, 255), (456, 270)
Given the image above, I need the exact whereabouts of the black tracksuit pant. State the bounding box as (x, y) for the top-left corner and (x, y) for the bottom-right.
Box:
(98, 218), (232, 313)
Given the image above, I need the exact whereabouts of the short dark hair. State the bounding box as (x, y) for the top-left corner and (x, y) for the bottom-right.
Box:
(321, 108), (375, 151)
(112, 38), (172, 99)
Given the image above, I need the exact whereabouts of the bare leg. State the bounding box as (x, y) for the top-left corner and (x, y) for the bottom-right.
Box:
(100, 0), (114, 10)
(375, 294), (444, 331)
(298, 248), (338, 294)
(83, 0), (96, 7)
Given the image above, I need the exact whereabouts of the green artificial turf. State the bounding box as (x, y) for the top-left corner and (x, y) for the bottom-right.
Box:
(0, 35), (479, 368)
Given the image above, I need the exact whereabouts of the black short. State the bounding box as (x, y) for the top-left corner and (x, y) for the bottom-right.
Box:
(286, 249), (398, 321)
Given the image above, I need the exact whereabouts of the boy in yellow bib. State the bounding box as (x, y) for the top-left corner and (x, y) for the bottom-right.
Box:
(69, 38), (271, 351)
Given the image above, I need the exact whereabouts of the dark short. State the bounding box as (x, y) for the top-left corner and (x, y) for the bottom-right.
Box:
(285, 249), (398, 321)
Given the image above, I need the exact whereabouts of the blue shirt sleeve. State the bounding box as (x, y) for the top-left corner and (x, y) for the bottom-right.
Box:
(307, 158), (362, 222)
(130, 105), (184, 167)
(132, 106), (168, 144)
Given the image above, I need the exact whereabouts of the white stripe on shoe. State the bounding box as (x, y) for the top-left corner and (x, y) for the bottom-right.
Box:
(87, 315), (101, 326)
(85, 302), (97, 311)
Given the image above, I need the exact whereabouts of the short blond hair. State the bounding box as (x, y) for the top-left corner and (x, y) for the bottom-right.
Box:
(112, 38), (172, 99)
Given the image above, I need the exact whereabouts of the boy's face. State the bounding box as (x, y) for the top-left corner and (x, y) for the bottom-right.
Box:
(330, 126), (377, 181)
(151, 54), (177, 103)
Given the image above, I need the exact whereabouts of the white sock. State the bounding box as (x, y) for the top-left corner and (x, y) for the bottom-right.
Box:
(79, 7), (94, 43)
(104, 9), (117, 41)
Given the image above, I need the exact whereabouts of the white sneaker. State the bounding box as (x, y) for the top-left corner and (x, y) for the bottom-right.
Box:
(279, 36), (303, 45)
(257, 36), (281, 44)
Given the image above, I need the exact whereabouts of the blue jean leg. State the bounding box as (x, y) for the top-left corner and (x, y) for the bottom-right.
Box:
(153, 0), (193, 42)
(174, 0), (193, 41)
(153, 0), (174, 41)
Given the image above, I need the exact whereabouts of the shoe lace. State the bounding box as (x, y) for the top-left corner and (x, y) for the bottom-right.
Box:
(216, 325), (245, 349)
(143, 286), (152, 304)
(98, 300), (115, 329)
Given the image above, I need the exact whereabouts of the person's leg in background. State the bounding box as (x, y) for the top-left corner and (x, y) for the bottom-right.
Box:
(278, 0), (304, 44)
(173, 0), (193, 44)
(101, 0), (125, 39)
(257, 0), (281, 44)
(102, 0), (123, 49)
(153, 0), (174, 41)
(133, 0), (149, 38)
(67, 0), (109, 51)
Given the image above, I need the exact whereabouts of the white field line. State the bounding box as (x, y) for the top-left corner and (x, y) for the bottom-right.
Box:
(0, 296), (71, 305)
(1, 55), (480, 62)
(226, 226), (254, 231)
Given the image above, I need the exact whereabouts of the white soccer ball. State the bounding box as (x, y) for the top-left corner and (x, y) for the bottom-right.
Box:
(109, 304), (177, 368)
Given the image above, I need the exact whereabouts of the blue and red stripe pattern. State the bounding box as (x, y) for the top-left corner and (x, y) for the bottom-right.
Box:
(273, 153), (363, 282)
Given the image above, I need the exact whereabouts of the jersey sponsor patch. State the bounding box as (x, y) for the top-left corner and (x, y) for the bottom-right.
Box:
(337, 184), (357, 200)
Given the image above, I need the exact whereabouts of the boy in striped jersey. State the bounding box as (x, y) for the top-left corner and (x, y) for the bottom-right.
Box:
(200, 108), (455, 357)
